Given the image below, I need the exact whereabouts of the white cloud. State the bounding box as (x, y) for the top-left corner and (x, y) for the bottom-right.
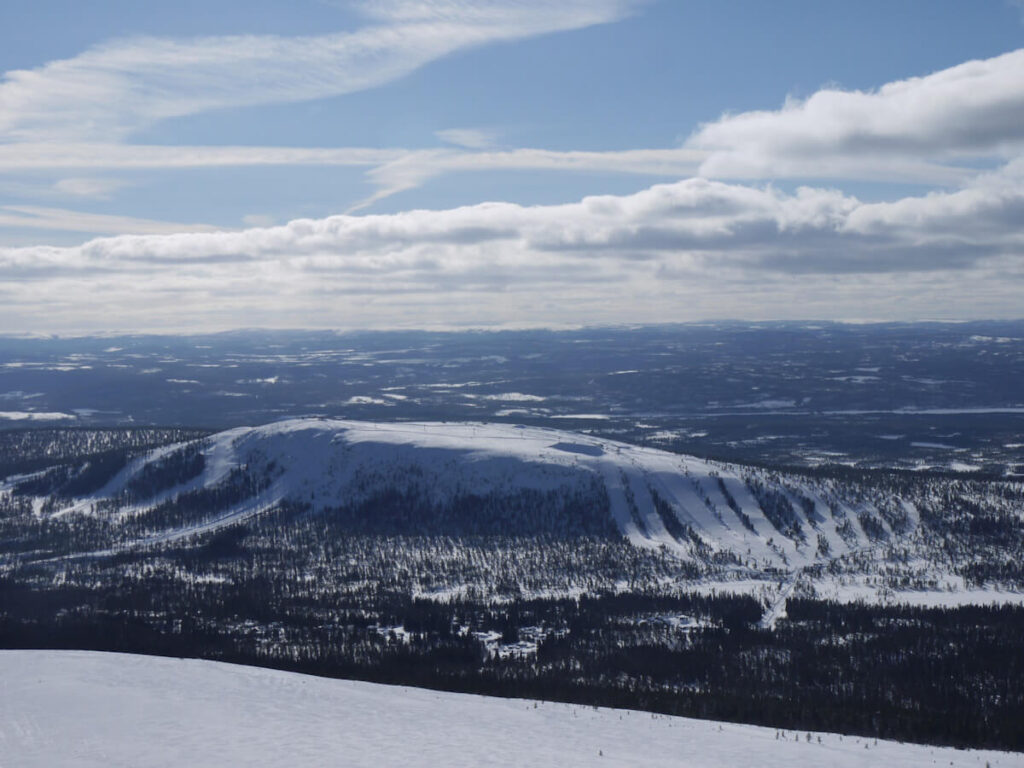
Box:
(436, 128), (496, 149)
(0, 142), (706, 216)
(0, 206), (219, 236)
(0, 1), (640, 143)
(51, 177), (131, 200)
(0, 175), (1020, 332)
(7, 47), (1021, 210)
(8, 48), (1021, 213)
(1, 26), (1021, 331)
(0, 141), (703, 176)
(0, 0), (664, 215)
(0, 143), (403, 170)
(687, 49), (1024, 181)
(351, 146), (705, 208)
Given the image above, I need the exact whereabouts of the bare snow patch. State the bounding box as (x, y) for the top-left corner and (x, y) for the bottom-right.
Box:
(0, 410), (76, 421)
(481, 392), (548, 402)
(342, 396), (393, 406)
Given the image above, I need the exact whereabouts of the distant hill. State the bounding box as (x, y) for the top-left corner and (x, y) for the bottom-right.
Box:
(6, 418), (1024, 604)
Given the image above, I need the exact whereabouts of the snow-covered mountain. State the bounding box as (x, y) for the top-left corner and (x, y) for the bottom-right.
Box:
(3, 650), (1020, 768)
(21, 417), (1023, 604)
(59, 418), (901, 564)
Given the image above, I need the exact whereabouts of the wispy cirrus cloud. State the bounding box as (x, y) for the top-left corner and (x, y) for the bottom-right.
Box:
(0, 143), (404, 171)
(0, 1), (653, 231)
(0, 206), (220, 236)
(435, 128), (497, 149)
(51, 177), (132, 200)
(351, 146), (705, 209)
(354, 0), (642, 25)
(0, 1), (640, 143)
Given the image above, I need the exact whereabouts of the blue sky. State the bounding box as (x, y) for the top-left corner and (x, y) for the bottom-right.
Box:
(0, 1), (1023, 331)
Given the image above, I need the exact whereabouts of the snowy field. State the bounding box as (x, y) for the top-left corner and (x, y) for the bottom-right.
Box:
(1, 651), (1021, 768)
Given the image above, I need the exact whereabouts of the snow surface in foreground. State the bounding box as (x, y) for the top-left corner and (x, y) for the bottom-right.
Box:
(1, 651), (1020, 768)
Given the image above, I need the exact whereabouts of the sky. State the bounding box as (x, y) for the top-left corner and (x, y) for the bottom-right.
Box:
(0, 0), (1023, 333)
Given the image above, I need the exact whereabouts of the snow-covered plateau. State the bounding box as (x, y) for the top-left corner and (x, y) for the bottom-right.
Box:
(1, 650), (1020, 768)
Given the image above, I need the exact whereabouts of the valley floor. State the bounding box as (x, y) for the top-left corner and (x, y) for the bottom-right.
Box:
(1, 650), (1020, 768)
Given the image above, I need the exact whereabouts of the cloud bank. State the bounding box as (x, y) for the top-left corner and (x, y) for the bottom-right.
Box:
(2, 172), (1021, 332)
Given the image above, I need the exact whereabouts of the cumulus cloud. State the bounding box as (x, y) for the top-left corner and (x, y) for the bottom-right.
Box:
(1, 175), (1021, 332)
(687, 49), (1024, 181)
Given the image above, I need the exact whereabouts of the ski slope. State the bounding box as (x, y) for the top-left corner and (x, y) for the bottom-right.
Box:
(1, 651), (1019, 768)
